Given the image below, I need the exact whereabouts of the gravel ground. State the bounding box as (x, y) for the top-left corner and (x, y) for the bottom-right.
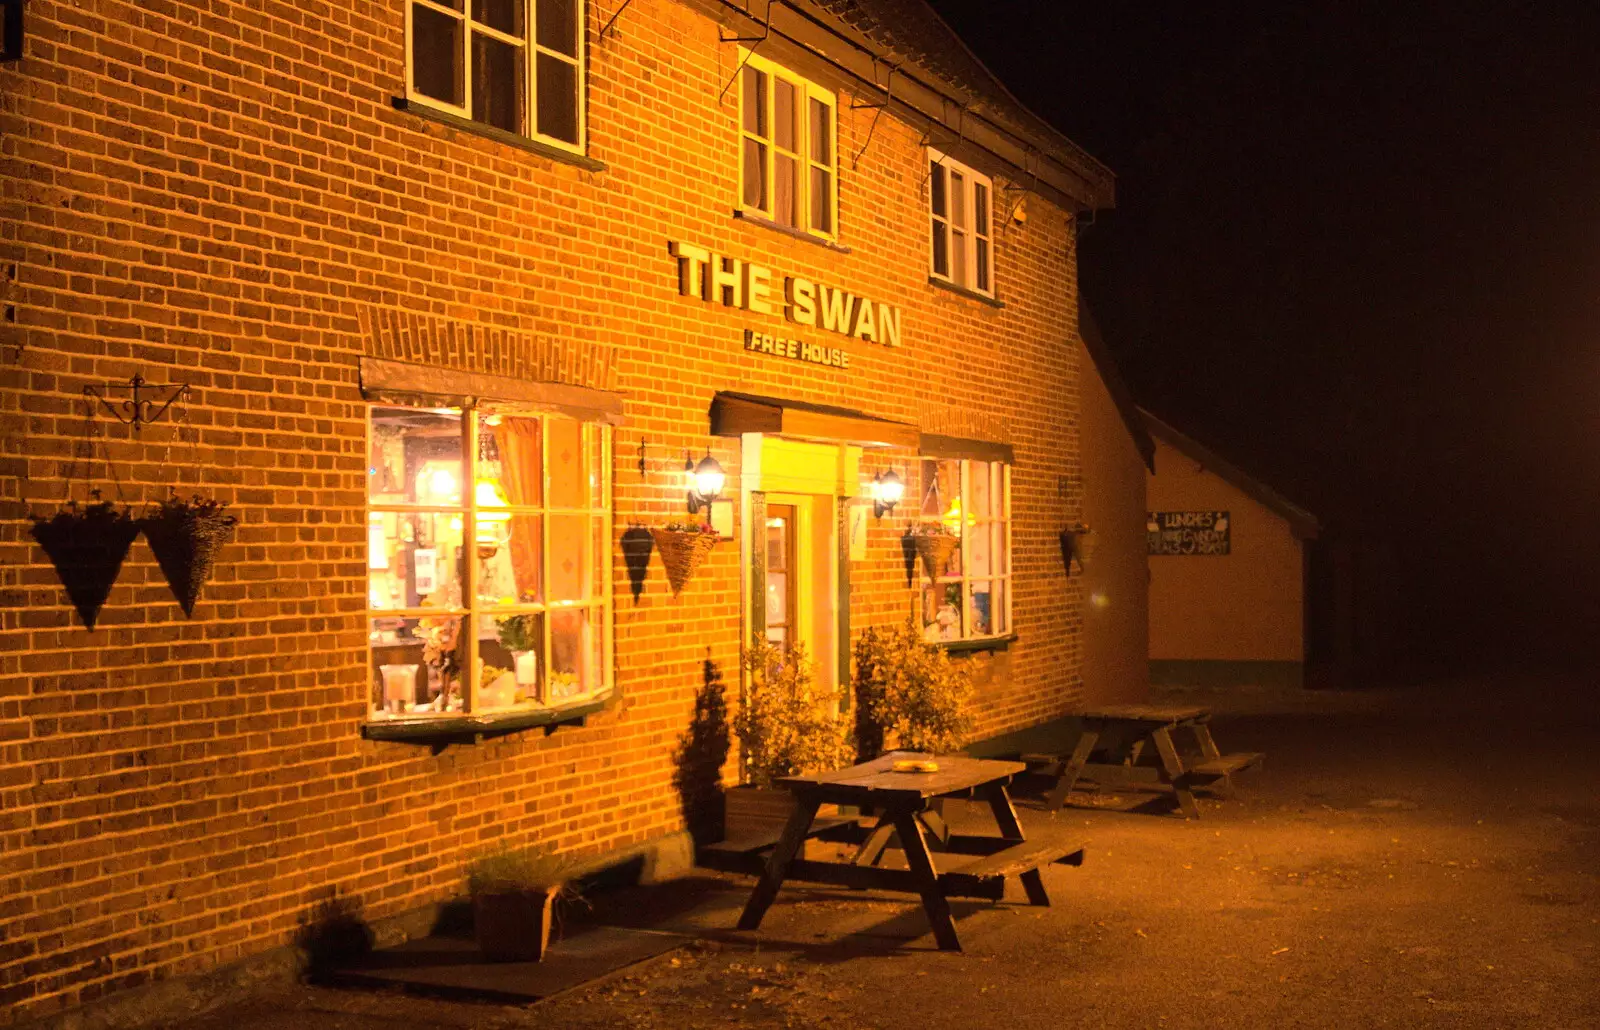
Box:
(162, 674), (1599, 1029)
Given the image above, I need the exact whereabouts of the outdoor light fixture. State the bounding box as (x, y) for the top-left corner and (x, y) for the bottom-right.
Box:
(872, 469), (904, 518)
(686, 453), (725, 515)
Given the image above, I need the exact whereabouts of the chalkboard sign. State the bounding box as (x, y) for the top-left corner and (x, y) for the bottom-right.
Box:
(1148, 510), (1231, 556)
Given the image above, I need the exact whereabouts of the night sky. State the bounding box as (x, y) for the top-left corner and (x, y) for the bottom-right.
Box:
(929, 0), (1600, 668)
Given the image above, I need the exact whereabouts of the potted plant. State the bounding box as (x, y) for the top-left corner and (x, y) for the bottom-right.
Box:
(650, 520), (719, 596)
(496, 613), (540, 695)
(30, 497), (141, 629)
(909, 521), (959, 581)
(465, 846), (578, 963)
(140, 493), (238, 616)
(728, 638), (852, 838)
(852, 620), (974, 761)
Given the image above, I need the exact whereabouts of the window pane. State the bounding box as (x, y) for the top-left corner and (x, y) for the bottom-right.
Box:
(370, 407), (464, 504)
(969, 522), (991, 577)
(412, 4), (464, 106)
(535, 0), (578, 55)
(472, 31), (523, 132)
(765, 571), (788, 627)
(976, 237), (990, 293)
(950, 172), (967, 229)
(971, 581), (997, 638)
(473, 0), (523, 36)
(971, 461), (992, 518)
(974, 181), (989, 235)
(371, 615), (464, 715)
(921, 582), (962, 643)
(952, 228), (967, 286)
(549, 513), (591, 602)
(477, 514), (541, 606)
(592, 518), (608, 599)
(742, 66), (766, 136)
(920, 458), (958, 519)
(535, 52), (579, 142)
(774, 78), (796, 151)
(775, 154), (798, 227)
(742, 138), (767, 209)
(930, 161), (946, 217)
(550, 608), (599, 700)
(479, 413), (541, 507)
(931, 218), (948, 277)
(546, 416), (588, 508)
(369, 511), (465, 609)
(808, 97), (831, 165)
(809, 166), (831, 233)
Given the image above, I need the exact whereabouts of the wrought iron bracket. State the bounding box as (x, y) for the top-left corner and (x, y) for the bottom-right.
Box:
(85, 375), (191, 430)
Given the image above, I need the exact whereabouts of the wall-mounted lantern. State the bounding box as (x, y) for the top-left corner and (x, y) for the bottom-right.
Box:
(686, 453), (725, 515)
(872, 469), (904, 518)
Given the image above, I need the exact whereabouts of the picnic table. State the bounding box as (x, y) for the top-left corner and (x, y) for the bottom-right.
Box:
(1029, 704), (1262, 819)
(731, 752), (1086, 952)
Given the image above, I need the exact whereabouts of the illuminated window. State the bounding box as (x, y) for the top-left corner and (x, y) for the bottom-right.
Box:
(366, 405), (612, 722)
(928, 150), (994, 296)
(739, 50), (837, 239)
(406, 0), (585, 151)
(917, 458), (1012, 644)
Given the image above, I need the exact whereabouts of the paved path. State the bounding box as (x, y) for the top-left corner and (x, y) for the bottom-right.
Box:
(165, 675), (1600, 1029)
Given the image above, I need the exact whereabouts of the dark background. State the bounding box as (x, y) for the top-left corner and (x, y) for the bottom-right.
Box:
(930, 0), (1600, 673)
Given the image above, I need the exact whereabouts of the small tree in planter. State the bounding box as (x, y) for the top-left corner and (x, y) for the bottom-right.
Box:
(141, 493), (237, 616)
(465, 847), (580, 963)
(30, 498), (141, 630)
(728, 638), (852, 838)
(852, 620), (975, 761)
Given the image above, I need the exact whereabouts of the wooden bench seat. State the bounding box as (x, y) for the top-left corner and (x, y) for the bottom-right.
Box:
(697, 815), (857, 874)
(1188, 752), (1263, 778)
(957, 836), (1086, 879)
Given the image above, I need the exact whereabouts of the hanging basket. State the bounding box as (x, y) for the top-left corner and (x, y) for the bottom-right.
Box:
(30, 501), (141, 630)
(913, 533), (959, 581)
(650, 527), (718, 596)
(140, 495), (238, 617)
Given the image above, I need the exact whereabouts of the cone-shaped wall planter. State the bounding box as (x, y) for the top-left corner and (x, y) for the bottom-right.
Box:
(31, 501), (141, 630)
(650, 526), (718, 596)
(141, 495), (237, 617)
(912, 532), (959, 581)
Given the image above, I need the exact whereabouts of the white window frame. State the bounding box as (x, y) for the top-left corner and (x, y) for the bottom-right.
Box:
(737, 49), (839, 241)
(365, 402), (613, 723)
(917, 458), (1012, 644)
(404, 0), (587, 154)
(928, 149), (996, 297)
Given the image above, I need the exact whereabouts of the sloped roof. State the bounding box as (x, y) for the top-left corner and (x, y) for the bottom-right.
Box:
(1142, 410), (1321, 540)
(1078, 305), (1156, 471)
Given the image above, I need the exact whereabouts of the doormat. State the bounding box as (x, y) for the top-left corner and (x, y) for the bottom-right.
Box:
(331, 925), (687, 1005)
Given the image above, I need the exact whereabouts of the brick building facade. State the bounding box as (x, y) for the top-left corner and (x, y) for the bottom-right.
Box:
(0, 0), (1123, 1020)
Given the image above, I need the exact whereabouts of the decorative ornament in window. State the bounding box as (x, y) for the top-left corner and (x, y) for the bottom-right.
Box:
(915, 457), (1011, 643)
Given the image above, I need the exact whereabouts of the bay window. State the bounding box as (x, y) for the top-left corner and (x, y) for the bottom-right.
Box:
(918, 457), (1012, 644)
(928, 150), (994, 296)
(367, 404), (612, 722)
(739, 50), (838, 239)
(406, 0), (585, 150)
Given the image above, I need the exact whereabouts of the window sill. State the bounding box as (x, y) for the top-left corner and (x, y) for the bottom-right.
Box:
(362, 694), (611, 751)
(391, 97), (607, 173)
(927, 276), (1005, 309)
(941, 633), (1017, 656)
(732, 209), (852, 253)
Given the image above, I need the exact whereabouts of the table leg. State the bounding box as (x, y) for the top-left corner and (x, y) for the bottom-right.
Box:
(1150, 727), (1200, 819)
(736, 795), (823, 931)
(1045, 726), (1100, 811)
(980, 782), (1050, 907)
(1189, 720), (1235, 797)
(891, 808), (962, 951)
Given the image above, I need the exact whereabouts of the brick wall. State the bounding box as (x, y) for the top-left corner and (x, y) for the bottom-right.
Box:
(0, 0), (1093, 1019)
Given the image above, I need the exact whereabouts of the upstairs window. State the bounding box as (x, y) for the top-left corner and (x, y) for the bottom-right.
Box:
(928, 150), (994, 296)
(407, 0), (585, 151)
(739, 51), (837, 239)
